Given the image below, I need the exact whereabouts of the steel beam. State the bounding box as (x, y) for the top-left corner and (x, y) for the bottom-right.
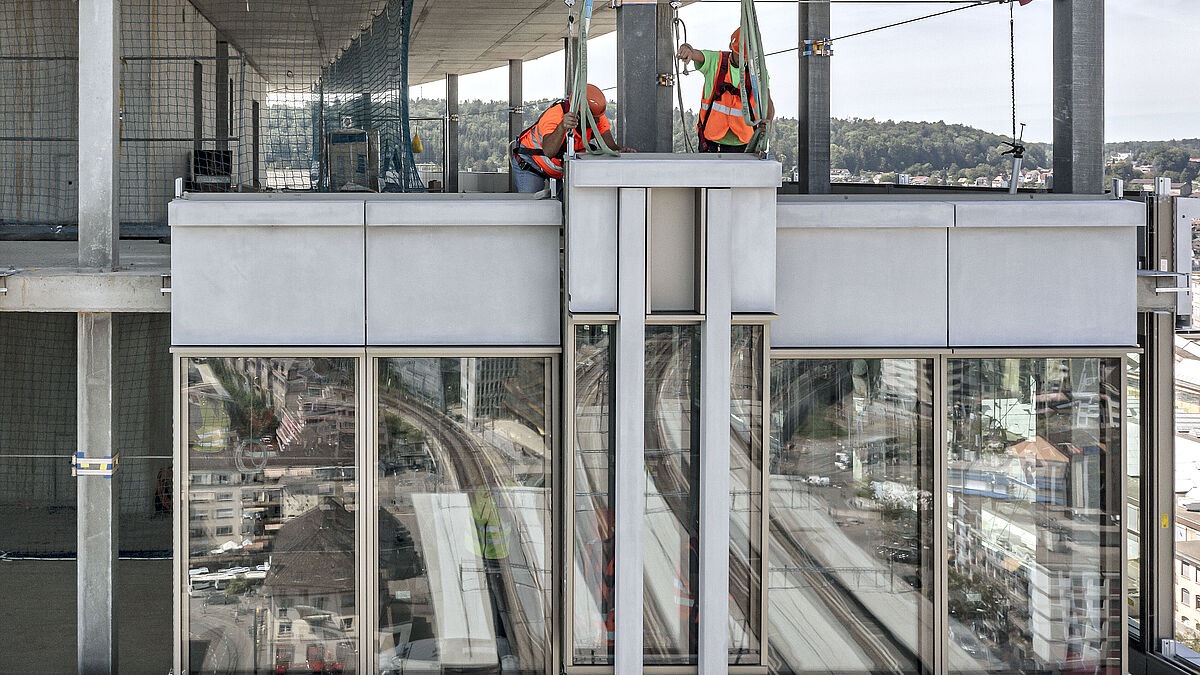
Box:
(797, 1), (831, 194)
(509, 59), (523, 193)
(699, 189), (732, 674)
(1052, 0), (1104, 194)
(215, 41), (229, 154)
(78, 0), (121, 270)
(616, 2), (673, 152)
(446, 74), (460, 193)
(614, 188), (647, 672)
(77, 311), (119, 673)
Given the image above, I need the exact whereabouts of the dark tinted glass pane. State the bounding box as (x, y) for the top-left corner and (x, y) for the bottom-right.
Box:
(770, 358), (935, 674)
(185, 357), (357, 675)
(376, 357), (552, 674)
(644, 325), (700, 665)
(573, 326), (616, 664)
(947, 357), (1122, 673)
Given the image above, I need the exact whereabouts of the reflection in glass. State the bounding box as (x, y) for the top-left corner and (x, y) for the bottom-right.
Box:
(1127, 354), (1141, 639)
(185, 357), (357, 675)
(644, 325), (700, 665)
(730, 326), (763, 664)
(572, 326), (615, 664)
(376, 357), (551, 675)
(769, 359), (935, 674)
(947, 358), (1122, 674)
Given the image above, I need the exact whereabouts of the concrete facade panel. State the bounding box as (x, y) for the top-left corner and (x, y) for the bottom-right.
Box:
(774, 226), (949, 348)
(366, 224), (560, 345)
(567, 187), (618, 313)
(948, 225), (1136, 347)
(730, 187), (776, 313)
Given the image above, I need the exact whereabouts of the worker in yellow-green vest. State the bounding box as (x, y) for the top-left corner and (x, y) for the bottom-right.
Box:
(471, 486), (510, 560)
(676, 28), (775, 153)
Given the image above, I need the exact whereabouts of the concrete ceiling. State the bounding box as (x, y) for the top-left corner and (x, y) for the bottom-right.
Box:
(189, 0), (621, 90)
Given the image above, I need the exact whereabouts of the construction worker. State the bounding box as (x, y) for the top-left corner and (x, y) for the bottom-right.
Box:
(510, 84), (632, 194)
(676, 28), (775, 153)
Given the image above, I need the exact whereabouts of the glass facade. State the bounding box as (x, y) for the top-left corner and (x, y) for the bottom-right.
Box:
(946, 357), (1122, 674)
(572, 326), (616, 664)
(1127, 354), (1141, 641)
(185, 357), (357, 675)
(769, 358), (935, 674)
(729, 325), (764, 664)
(375, 356), (552, 675)
(644, 325), (701, 664)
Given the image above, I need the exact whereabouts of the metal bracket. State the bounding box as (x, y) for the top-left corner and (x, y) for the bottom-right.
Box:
(1138, 270), (1189, 313)
(72, 452), (119, 479)
(447, 113), (460, 123)
(509, 106), (524, 115)
(161, 273), (172, 295)
(0, 268), (12, 295)
(657, 73), (676, 87)
(802, 38), (833, 57)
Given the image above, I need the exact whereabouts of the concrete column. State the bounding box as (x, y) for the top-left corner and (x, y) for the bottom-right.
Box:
(616, 2), (673, 152)
(78, 0), (121, 270)
(445, 74), (459, 193)
(614, 188), (647, 673)
(1052, 0), (1104, 194)
(215, 41), (229, 154)
(508, 60), (523, 193)
(797, 2), (831, 194)
(77, 312), (119, 673)
(698, 189), (732, 674)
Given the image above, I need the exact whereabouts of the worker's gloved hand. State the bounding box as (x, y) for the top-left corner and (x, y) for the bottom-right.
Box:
(619, 146), (637, 153)
(675, 43), (694, 61)
(561, 112), (580, 131)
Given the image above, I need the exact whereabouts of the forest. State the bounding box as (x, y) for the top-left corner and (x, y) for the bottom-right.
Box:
(261, 96), (1197, 186)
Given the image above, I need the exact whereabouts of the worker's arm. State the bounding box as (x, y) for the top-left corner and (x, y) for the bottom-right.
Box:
(755, 91), (775, 127)
(541, 111), (580, 158)
(675, 43), (704, 67)
(600, 129), (636, 154)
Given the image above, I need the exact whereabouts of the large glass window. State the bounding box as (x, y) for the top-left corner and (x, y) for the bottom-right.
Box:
(1127, 353), (1141, 641)
(730, 325), (764, 664)
(769, 358), (935, 674)
(644, 325), (701, 664)
(185, 357), (357, 675)
(572, 326), (615, 665)
(946, 357), (1122, 674)
(375, 356), (552, 674)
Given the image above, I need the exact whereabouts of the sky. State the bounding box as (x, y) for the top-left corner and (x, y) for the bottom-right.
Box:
(410, 0), (1199, 143)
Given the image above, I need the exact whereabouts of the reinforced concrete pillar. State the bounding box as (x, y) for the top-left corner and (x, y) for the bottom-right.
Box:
(508, 59), (523, 192)
(616, 2), (673, 152)
(79, 0), (121, 270)
(76, 312), (119, 673)
(446, 74), (460, 193)
(215, 41), (229, 154)
(1052, 0), (1104, 194)
(797, 1), (831, 193)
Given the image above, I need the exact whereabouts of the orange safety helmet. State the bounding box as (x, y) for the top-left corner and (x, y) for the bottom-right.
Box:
(572, 83), (607, 117)
(729, 27), (749, 57)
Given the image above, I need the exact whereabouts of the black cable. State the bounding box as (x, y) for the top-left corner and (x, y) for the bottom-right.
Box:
(763, 0), (1005, 57)
(1009, 0), (1017, 140)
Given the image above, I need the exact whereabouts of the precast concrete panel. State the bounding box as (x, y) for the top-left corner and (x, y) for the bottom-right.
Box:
(948, 223), (1136, 347)
(730, 187), (777, 313)
(648, 187), (698, 313)
(169, 199), (365, 345)
(568, 153), (782, 189)
(773, 201), (953, 348)
(566, 186), (618, 313)
(366, 200), (561, 345)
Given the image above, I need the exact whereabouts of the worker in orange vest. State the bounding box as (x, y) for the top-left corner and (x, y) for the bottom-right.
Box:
(510, 84), (632, 193)
(676, 28), (775, 153)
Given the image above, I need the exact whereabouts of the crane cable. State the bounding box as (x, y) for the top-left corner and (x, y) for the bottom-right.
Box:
(671, 2), (695, 153)
(566, 0), (619, 156)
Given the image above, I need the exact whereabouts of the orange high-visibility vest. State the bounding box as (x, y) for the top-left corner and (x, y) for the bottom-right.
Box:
(698, 51), (759, 145)
(515, 102), (609, 179)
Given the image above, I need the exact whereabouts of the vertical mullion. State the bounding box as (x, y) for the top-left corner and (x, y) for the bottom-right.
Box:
(174, 355), (186, 675)
(615, 188), (648, 673)
(699, 189), (731, 675)
(549, 354), (562, 675)
(359, 354), (374, 675)
(758, 321), (771, 668)
(933, 355), (948, 675)
(1120, 355), (1130, 675)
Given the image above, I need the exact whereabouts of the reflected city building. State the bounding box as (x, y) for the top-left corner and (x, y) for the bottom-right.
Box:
(375, 356), (552, 675)
(185, 357), (358, 675)
(946, 358), (1122, 674)
(769, 358), (935, 674)
(730, 326), (764, 664)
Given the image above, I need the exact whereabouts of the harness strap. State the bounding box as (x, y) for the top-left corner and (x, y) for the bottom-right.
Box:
(696, 50), (731, 142)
